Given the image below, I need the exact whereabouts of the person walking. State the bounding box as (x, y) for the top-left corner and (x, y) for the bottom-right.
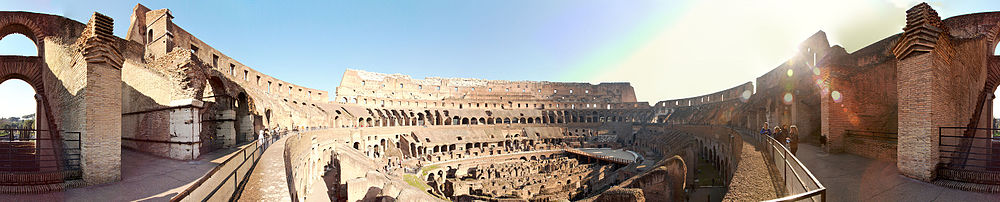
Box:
(789, 125), (799, 155)
(760, 122), (771, 143)
(772, 126), (781, 140)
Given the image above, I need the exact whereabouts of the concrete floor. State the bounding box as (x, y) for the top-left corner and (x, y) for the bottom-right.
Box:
(796, 143), (1000, 202)
(0, 145), (248, 201)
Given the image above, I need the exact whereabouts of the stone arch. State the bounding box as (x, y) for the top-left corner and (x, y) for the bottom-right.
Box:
(0, 78), (58, 171)
(0, 58), (61, 175)
(235, 92), (253, 143)
(264, 109), (272, 126)
(0, 21), (44, 57)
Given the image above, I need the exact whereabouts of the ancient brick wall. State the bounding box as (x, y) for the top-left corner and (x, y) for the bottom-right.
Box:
(821, 35), (900, 153)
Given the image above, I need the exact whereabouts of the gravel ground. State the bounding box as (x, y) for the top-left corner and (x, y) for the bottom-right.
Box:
(723, 142), (777, 201)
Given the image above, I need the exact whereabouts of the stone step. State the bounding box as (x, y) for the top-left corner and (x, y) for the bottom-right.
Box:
(933, 178), (1000, 193)
(937, 167), (1000, 185)
(0, 171), (79, 185)
(0, 183), (63, 194)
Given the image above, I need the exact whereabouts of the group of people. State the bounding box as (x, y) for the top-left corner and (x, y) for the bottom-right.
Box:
(759, 122), (799, 155)
(258, 127), (283, 148)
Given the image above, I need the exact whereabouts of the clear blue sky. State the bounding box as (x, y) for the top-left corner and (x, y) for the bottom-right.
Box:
(1, 0), (999, 118)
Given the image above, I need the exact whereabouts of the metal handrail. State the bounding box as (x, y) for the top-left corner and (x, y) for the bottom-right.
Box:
(0, 128), (82, 174)
(762, 134), (826, 202)
(171, 130), (285, 202)
(938, 127), (1000, 170)
(734, 127), (826, 202)
(844, 130), (898, 142)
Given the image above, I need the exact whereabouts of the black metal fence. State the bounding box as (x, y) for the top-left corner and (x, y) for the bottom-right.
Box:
(845, 130), (897, 143)
(0, 128), (81, 176)
(939, 127), (1000, 170)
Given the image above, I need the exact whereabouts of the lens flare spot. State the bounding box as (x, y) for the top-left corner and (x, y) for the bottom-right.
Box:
(787, 69), (794, 77)
(783, 93), (794, 105)
(741, 90), (752, 102)
(813, 67), (821, 76)
(832, 91), (843, 103)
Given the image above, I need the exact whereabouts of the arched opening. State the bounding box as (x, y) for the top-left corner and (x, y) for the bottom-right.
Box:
(0, 79), (50, 172)
(991, 40), (1000, 133)
(410, 143), (416, 157)
(235, 93), (252, 143)
(0, 33), (38, 56)
(435, 111), (443, 125)
(265, 109), (272, 127)
(202, 77), (236, 150)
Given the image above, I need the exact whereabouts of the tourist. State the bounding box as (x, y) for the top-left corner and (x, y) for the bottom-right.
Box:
(772, 126), (781, 140)
(789, 125), (799, 155)
(820, 133), (828, 153)
(760, 122), (771, 140)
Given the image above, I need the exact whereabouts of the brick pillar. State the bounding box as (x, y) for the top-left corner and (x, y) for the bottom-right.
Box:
(893, 3), (946, 182)
(896, 53), (939, 181)
(81, 13), (124, 185)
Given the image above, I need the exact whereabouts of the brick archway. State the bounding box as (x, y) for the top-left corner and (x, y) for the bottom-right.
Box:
(0, 57), (64, 179)
(0, 13), (70, 138)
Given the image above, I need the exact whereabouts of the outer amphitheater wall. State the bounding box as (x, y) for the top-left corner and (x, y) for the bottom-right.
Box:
(115, 4), (337, 160)
(336, 69), (637, 104)
(654, 82), (753, 109)
(126, 5), (328, 104)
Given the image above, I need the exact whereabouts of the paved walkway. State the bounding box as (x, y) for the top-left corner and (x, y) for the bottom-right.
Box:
(576, 148), (640, 162)
(0, 146), (247, 201)
(796, 143), (1000, 201)
(723, 141), (776, 201)
(240, 136), (292, 202)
